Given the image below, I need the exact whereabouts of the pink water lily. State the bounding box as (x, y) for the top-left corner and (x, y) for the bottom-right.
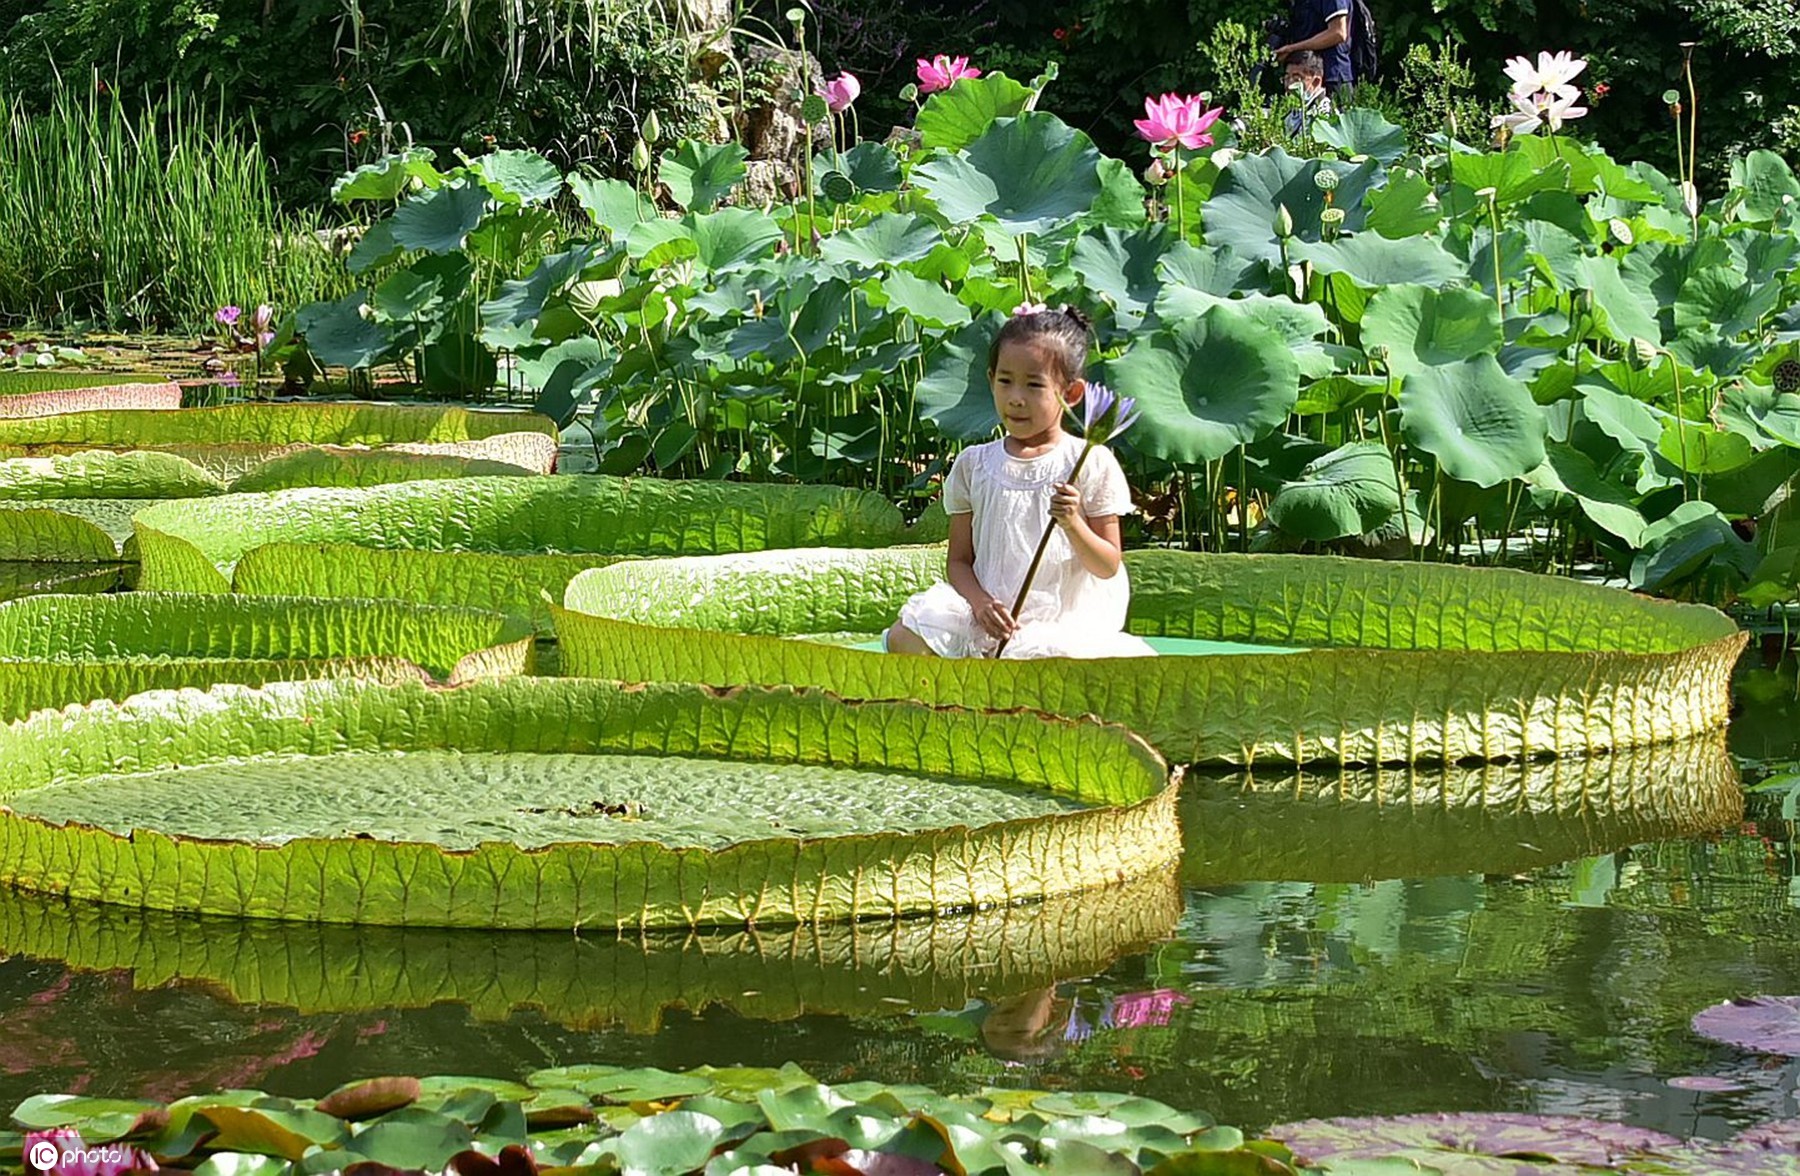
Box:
(1133, 93), (1224, 151)
(916, 54), (981, 95)
(822, 71), (860, 113)
(213, 305), (241, 327)
(23, 1129), (158, 1176)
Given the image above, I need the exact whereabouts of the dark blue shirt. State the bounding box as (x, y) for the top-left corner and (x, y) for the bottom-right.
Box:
(1291, 0), (1353, 84)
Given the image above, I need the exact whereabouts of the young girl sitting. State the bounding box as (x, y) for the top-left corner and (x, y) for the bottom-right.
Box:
(885, 305), (1155, 660)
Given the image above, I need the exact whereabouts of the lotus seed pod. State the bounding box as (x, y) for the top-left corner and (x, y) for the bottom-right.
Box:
(800, 94), (830, 125)
(1609, 218), (1635, 245)
(820, 170), (857, 203)
(900, 83), (919, 102)
(1275, 204), (1295, 238)
(642, 111), (662, 145)
(1314, 168), (1340, 191)
(1662, 89), (1681, 106)
(1774, 358), (1800, 395)
(631, 139), (652, 172)
(1320, 207), (1345, 226)
(1367, 343), (1390, 364)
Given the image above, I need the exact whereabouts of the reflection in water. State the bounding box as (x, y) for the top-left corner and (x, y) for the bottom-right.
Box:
(0, 561), (120, 601)
(0, 870), (1182, 1032)
(1183, 734), (1743, 884)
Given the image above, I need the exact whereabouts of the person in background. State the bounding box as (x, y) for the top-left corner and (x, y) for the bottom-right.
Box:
(1274, 0), (1353, 102)
(1284, 50), (1334, 139)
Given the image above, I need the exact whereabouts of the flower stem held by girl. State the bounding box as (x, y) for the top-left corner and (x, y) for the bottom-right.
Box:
(884, 306), (1156, 661)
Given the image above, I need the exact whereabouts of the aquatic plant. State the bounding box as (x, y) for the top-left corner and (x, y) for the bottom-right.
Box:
(553, 547), (1745, 764)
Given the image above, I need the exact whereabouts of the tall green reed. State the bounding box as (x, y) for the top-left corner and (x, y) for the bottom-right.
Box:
(0, 77), (350, 331)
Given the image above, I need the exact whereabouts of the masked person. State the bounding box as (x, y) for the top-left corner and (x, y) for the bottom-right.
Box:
(1274, 0), (1353, 101)
(1283, 51), (1334, 138)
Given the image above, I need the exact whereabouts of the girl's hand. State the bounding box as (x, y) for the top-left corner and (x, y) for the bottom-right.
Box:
(1049, 482), (1083, 529)
(974, 596), (1017, 640)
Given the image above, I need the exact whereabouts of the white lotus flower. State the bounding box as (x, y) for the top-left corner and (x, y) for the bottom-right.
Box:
(1489, 86), (1588, 137)
(1503, 50), (1587, 98)
(1492, 91), (1549, 136)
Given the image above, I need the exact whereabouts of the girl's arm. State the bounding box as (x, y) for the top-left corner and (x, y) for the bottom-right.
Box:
(1049, 483), (1123, 579)
(948, 513), (1017, 638)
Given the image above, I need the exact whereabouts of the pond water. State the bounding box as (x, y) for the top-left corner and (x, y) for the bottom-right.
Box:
(0, 652), (1792, 1144)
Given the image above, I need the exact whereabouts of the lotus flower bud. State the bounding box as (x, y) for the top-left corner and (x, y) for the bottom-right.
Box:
(1145, 158), (1169, 185)
(1313, 168), (1340, 192)
(642, 111), (662, 145)
(1631, 337), (1660, 366)
(900, 83), (919, 102)
(631, 139), (652, 172)
(1274, 204), (1294, 239)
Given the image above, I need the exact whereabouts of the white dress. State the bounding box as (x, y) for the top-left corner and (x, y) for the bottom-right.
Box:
(897, 435), (1156, 660)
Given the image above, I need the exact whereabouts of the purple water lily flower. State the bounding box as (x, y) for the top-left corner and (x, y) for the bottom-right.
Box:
(1077, 382), (1140, 445)
(214, 305), (241, 327)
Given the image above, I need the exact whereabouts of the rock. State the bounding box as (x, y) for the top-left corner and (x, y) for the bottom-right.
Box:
(733, 43), (826, 166)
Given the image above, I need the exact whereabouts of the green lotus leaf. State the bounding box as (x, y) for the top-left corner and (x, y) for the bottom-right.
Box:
(133, 475), (911, 625)
(1576, 382), (1662, 453)
(1576, 255), (1662, 346)
(1310, 109), (1406, 164)
(567, 176), (652, 240)
(1071, 225), (1171, 329)
(1360, 285), (1502, 377)
(1104, 303), (1300, 465)
(913, 112), (1104, 237)
(1450, 149), (1568, 205)
(0, 404), (552, 450)
(819, 214), (945, 270)
(331, 147), (443, 203)
(1156, 240), (1254, 300)
(1201, 151), (1377, 267)
(915, 317), (1003, 442)
(1268, 442), (1402, 542)
(1294, 233), (1464, 289)
(1183, 734), (1740, 884)
(659, 141), (748, 212)
(0, 508), (119, 562)
(296, 291), (402, 369)
(873, 270), (971, 329)
(390, 182), (490, 254)
(1730, 149), (1800, 223)
(689, 207), (785, 271)
(1092, 156), (1152, 229)
(346, 219), (404, 274)
(554, 546), (1742, 765)
(0, 373), (180, 418)
(480, 243), (608, 332)
(0, 592), (531, 722)
(0, 871), (1178, 1033)
(1658, 419), (1755, 475)
(915, 71), (1033, 152)
(1365, 173), (1444, 240)
(467, 149), (564, 205)
(1629, 500), (1760, 593)
(0, 677), (1176, 927)
(1674, 266), (1783, 339)
(1523, 443), (1648, 546)
(1399, 357), (1547, 488)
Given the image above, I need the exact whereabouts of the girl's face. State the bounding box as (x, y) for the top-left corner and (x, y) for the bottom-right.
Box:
(989, 338), (1083, 447)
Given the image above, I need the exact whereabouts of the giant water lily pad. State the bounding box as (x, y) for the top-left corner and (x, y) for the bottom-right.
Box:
(0, 677), (1178, 927)
(0, 871), (1181, 1031)
(0, 372), (180, 418)
(1691, 995), (1800, 1055)
(133, 475), (917, 629)
(0, 592), (532, 722)
(553, 546), (1744, 765)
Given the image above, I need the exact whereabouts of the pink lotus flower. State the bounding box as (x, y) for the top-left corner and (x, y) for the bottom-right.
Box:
(1133, 93), (1224, 151)
(252, 303), (274, 331)
(916, 55), (981, 95)
(214, 305), (241, 327)
(822, 71), (860, 113)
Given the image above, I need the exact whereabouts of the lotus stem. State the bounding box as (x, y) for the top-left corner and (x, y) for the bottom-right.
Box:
(1486, 191), (1504, 320)
(1173, 148), (1185, 239)
(992, 442), (1097, 657)
(1016, 234), (1034, 301)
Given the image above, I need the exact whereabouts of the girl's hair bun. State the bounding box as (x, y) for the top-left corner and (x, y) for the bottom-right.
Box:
(1058, 304), (1094, 333)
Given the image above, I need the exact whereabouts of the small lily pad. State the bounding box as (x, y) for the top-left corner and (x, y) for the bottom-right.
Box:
(1666, 1075), (1743, 1092)
(317, 1077), (422, 1121)
(1692, 995), (1800, 1055)
(1267, 1112), (1681, 1166)
(578, 1067), (714, 1104)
